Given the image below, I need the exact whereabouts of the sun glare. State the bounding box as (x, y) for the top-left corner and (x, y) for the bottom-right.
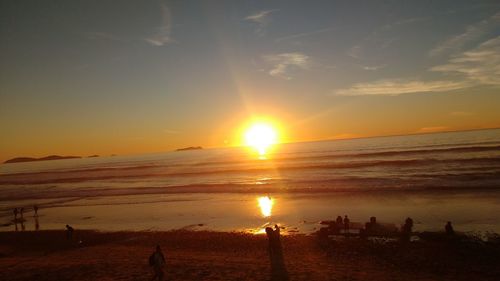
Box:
(244, 123), (278, 155)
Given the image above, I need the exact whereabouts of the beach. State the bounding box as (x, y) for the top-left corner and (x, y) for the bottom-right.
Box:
(1, 130), (500, 280)
(1, 230), (499, 281)
(1, 129), (500, 235)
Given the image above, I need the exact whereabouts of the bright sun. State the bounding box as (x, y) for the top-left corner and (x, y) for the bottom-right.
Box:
(244, 123), (278, 155)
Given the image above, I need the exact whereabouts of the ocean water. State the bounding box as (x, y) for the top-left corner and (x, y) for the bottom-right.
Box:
(1, 129), (500, 233)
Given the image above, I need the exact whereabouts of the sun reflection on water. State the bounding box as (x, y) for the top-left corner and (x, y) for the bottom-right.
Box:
(258, 196), (274, 217)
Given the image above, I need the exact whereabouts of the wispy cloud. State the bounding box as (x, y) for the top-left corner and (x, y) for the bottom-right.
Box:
(245, 10), (277, 35)
(337, 34), (499, 96)
(335, 79), (470, 96)
(450, 111), (474, 117)
(144, 3), (174, 46)
(430, 36), (500, 85)
(362, 64), (387, 71)
(347, 45), (362, 59)
(263, 52), (310, 79)
(417, 126), (449, 133)
(429, 12), (499, 57)
(380, 17), (428, 30)
(86, 32), (125, 42)
(275, 27), (337, 43)
(347, 17), (427, 59)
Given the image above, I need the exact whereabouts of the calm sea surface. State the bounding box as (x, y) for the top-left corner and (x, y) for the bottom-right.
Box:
(1, 129), (500, 233)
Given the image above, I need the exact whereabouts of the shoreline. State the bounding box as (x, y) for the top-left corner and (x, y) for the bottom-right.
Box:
(1, 230), (499, 281)
(2, 190), (500, 234)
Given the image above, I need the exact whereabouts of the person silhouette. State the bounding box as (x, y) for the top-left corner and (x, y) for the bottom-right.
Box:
(13, 208), (18, 221)
(404, 217), (414, 232)
(343, 215), (350, 235)
(34, 205), (39, 216)
(35, 216), (40, 231)
(66, 224), (74, 240)
(20, 207), (24, 220)
(401, 217), (414, 242)
(265, 226), (288, 281)
(445, 221), (454, 236)
(150, 245), (166, 281)
(336, 215), (343, 225)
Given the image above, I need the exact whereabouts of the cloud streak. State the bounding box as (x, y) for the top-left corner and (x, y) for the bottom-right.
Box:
(245, 10), (277, 35)
(263, 52), (310, 79)
(275, 27), (337, 42)
(362, 64), (387, 71)
(335, 79), (470, 96)
(86, 32), (125, 42)
(430, 36), (500, 85)
(429, 12), (499, 57)
(336, 35), (499, 96)
(144, 3), (174, 46)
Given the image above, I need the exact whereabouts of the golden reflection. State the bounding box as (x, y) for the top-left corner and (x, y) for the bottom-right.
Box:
(258, 196), (274, 217)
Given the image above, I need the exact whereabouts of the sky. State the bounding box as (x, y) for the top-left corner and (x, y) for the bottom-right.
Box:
(1, 0), (499, 161)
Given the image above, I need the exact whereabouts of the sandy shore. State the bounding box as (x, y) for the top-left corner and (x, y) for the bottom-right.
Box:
(0, 230), (499, 281)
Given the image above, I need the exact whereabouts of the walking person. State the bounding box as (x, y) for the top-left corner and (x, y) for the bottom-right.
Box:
(20, 208), (24, 220)
(34, 205), (39, 216)
(13, 208), (18, 221)
(149, 245), (166, 281)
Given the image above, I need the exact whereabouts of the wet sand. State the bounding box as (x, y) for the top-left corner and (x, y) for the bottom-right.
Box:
(3, 190), (500, 234)
(1, 230), (499, 281)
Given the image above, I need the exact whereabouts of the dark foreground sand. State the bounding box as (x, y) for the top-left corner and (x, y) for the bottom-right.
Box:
(1, 230), (499, 281)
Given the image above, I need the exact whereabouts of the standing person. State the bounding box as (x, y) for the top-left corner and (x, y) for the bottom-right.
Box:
(66, 225), (74, 240)
(335, 216), (343, 233)
(13, 208), (18, 221)
(265, 227), (288, 281)
(401, 217), (414, 242)
(405, 217), (414, 232)
(343, 215), (350, 235)
(336, 216), (343, 225)
(34, 205), (39, 216)
(20, 208), (24, 220)
(445, 221), (455, 236)
(150, 245), (166, 281)
(35, 216), (40, 231)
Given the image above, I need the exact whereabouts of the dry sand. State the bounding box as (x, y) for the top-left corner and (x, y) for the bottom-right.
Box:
(0, 230), (499, 281)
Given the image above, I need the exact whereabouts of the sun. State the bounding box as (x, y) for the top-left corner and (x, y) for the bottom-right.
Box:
(244, 122), (278, 155)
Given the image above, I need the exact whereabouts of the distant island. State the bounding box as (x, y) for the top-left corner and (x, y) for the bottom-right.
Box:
(87, 155), (100, 158)
(4, 155), (81, 164)
(176, 146), (203, 151)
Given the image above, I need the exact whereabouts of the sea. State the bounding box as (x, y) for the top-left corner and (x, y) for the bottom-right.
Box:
(1, 129), (500, 234)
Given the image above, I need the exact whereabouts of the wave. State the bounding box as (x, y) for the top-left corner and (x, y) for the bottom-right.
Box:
(1, 172), (499, 202)
(188, 144), (500, 168)
(1, 156), (499, 185)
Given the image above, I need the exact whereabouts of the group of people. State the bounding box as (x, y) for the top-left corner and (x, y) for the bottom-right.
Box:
(12, 205), (38, 220)
(329, 215), (351, 234)
(12, 205), (40, 231)
(325, 214), (457, 240)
